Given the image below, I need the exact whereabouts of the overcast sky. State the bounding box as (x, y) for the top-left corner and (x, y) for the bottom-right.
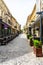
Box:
(3, 0), (36, 29)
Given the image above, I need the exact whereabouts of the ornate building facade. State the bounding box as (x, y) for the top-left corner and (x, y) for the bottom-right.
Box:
(0, 0), (21, 44)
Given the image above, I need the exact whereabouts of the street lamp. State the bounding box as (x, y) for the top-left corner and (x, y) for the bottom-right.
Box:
(36, 11), (43, 41)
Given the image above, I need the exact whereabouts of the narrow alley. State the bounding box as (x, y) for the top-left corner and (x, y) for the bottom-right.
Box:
(0, 34), (33, 65)
(0, 34), (43, 65)
(0, 0), (43, 65)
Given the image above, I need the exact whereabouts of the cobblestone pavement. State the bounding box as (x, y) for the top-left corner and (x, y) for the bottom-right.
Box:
(0, 34), (43, 65)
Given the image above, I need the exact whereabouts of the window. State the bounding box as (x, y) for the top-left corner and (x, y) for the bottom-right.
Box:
(8, 19), (12, 25)
(14, 26), (17, 28)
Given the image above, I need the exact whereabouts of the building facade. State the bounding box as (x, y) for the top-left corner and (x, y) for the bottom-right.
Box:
(24, 4), (36, 34)
(0, 0), (21, 43)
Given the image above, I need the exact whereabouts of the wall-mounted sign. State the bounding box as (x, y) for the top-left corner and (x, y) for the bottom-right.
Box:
(40, 0), (43, 11)
(4, 24), (8, 29)
(36, 0), (40, 12)
(36, 0), (43, 12)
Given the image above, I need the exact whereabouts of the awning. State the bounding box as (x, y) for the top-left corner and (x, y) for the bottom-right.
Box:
(31, 16), (40, 27)
(31, 15), (43, 28)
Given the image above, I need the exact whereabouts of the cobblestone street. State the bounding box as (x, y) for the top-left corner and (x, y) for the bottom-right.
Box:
(0, 34), (43, 65)
(0, 0), (43, 65)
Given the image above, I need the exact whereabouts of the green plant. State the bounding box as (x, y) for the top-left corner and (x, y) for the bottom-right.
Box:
(27, 34), (31, 39)
(33, 40), (42, 48)
(29, 36), (33, 39)
(27, 34), (30, 39)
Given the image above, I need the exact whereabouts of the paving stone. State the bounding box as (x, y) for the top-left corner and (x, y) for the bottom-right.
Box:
(0, 34), (43, 65)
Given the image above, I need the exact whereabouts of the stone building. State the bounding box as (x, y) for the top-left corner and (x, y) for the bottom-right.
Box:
(24, 4), (36, 34)
(0, 0), (21, 44)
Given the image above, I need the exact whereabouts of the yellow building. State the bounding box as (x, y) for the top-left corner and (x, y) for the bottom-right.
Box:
(26, 4), (36, 27)
(24, 4), (36, 34)
(0, 0), (21, 44)
(32, 0), (43, 38)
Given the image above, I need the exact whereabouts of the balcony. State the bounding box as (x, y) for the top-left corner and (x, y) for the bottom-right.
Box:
(14, 26), (17, 28)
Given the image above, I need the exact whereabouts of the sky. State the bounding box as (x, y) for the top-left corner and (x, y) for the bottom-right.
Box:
(3, 0), (36, 29)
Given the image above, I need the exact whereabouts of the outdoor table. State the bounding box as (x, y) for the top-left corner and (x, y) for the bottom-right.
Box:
(0, 38), (4, 40)
(0, 37), (4, 44)
(3, 36), (9, 44)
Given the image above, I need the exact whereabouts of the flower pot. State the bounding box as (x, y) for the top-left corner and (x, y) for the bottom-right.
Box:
(27, 34), (30, 39)
(33, 46), (42, 57)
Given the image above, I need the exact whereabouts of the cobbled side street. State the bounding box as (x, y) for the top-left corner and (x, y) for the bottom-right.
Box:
(0, 34), (43, 65)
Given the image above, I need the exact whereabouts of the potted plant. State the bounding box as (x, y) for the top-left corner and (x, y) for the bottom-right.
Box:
(29, 36), (33, 46)
(27, 34), (30, 39)
(33, 40), (42, 57)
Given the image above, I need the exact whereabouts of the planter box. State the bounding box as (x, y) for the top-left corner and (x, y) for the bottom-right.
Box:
(33, 46), (42, 57)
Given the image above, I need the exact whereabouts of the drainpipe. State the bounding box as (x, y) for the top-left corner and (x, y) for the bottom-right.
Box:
(40, 15), (42, 41)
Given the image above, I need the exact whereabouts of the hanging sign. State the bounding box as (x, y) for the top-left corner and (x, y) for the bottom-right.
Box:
(36, 0), (40, 12)
(40, 0), (43, 11)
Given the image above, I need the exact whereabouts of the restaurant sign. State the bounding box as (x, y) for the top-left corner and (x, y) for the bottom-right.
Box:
(36, 0), (40, 12)
(40, 0), (43, 11)
(36, 0), (43, 12)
